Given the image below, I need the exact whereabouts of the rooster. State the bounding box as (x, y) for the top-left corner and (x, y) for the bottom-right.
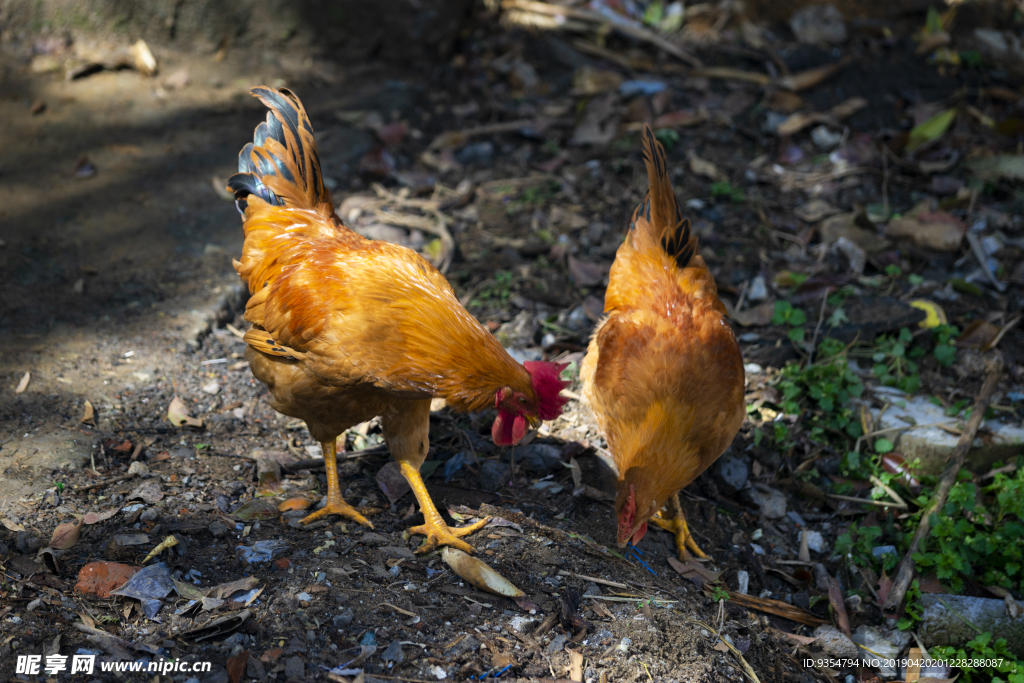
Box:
(581, 126), (745, 559)
(228, 87), (568, 553)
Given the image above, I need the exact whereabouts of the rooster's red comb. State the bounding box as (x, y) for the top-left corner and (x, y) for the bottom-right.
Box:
(524, 360), (570, 420)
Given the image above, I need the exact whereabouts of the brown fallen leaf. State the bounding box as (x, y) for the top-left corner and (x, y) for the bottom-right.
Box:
(885, 208), (966, 251)
(828, 577), (852, 638)
(957, 319), (1000, 350)
(777, 97), (868, 136)
(80, 400), (95, 424)
(725, 301), (774, 327)
(226, 651), (249, 683)
(82, 508), (118, 525)
(142, 535), (179, 564)
(1, 517), (26, 532)
(776, 58), (849, 92)
(15, 371), (30, 394)
(50, 518), (84, 550)
(75, 562), (139, 598)
(168, 395), (203, 428)
(687, 150), (724, 181)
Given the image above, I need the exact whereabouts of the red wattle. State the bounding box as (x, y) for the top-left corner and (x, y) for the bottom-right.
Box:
(631, 521), (648, 546)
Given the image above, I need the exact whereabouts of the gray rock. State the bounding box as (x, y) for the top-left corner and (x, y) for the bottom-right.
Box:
(812, 625), (859, 659)
(501, 444), (563, 475)
(546, 632), (569, 654)
(920, 594), (1024, 652)
(740, 484), (787, 519)
(479, 460), (511, 492)
(16, 531), (41, 554)
(381, 546), (416, 560)
(283, 656), (305, 679)
(444, 635), (478, 657)
(790, 4), (847, 44)
(583, 582), (602, 597)
(333, 608), (354, 628)
(245, 654), (266, 680)
(456, 141), (494, 166)
(208, 521), (227, 538)
(139, 507), (160, 523)
(715, 456), (749, 495)
(801, 530), (826, 554)
(0, 541), (9, 557)
(381, 640), (405, 664)
(747, 275), (768, 303)
(359, 532), (389, 546)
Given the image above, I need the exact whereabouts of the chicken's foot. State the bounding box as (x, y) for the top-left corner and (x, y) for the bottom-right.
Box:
(302, 439), (373, 528)
(650, 492), (707, 560)
(398, 460), (490, 553)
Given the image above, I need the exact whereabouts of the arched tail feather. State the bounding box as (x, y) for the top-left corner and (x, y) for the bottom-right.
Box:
(630, 125), (696, 269)
(227, 87), (331, 214)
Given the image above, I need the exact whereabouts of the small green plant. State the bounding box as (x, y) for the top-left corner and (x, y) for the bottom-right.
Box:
(654, 128), (680, 149)
(853, 327), (922, 394)
(933, 631), (1023, 683)
(53, 481), (65, 492)
(932, 324), (959, 367)
(709, 585), (730, 602)
(475, 270), (514, 306)
(772, 301), (807, 344)
(710, 181), (745, 204)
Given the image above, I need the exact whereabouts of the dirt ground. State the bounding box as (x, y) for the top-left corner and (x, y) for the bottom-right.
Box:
(2, 2), (1024, 682)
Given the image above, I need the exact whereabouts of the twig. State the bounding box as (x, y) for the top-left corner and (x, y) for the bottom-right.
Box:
(558, 571), (628, 590)
(966, 232), (1007, 292)
(853, 420), (960, 453)
(826, 493), (906, 509)
(882, 353), (1004, 611)
(806, 292), (829, 365)
(869, 474), (907, 509)
(989, 315), (1021, 350)
(688, 619), (761, 683)
(73, 473), (136, 492)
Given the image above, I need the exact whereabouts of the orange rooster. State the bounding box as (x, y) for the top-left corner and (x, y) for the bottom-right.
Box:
(228, 87), (568, 553)
(580, 126), (745, 559)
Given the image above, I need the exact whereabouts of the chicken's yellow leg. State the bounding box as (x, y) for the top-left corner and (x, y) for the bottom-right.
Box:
(650, 492), (708, 560)
(301, 438), (373, 528)
(398, 460), (491, 554)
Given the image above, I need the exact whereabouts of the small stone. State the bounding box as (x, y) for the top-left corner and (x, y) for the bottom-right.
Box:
(140, 508), (160, 523)
(715, 455), (749, 496)
(832, 236), (866, 274)
(740, 484), (787, 519)
(283, 656), (304, 679)
(333, 608), (354, 628)
(201, 381), (220, 395)
(359, 532), (389, 546)
(245, 654), (266, 680)
(16, 531), (42, 555)
(872, 545), (898, 559)
(747, 275), (768, 302)
(381, 640), (405, 664)
(296, 592), (313, 603)
(456, 141), (494, 166)
(208, 521), (228, 538)
(736, 570), (749, 595)
(801, 530), (826, 554)
(566, 305), (589, 331)
(545, 632), (568, 654)
(479, 460), (511, 492)
(583, 582), (602, 597)
(813, 624), (859, 659)
(811, 125), (842, 151)
(381, 546), (416, 560)
(127, 461), (149, 476)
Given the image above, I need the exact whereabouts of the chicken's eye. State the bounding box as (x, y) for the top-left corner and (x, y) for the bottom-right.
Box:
(517, 396), (527, 404)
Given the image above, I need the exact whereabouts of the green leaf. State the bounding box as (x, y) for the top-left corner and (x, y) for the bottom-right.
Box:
(788, 327), (806, 343)
(789, 309), (808, 326)
(772, 300), (792, 325)
(875, 438), (895, 454)
(907, 108), (957, 152)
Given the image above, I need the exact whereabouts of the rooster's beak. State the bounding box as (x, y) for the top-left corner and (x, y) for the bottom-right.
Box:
(527, 414), (541, 429)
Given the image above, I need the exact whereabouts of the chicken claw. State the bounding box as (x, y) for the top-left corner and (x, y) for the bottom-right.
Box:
(651, 493), (708, 560)
(408, 515), (492, 555)
(301, 496), (374, 528)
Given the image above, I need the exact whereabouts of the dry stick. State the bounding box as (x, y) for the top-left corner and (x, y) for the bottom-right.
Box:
(881, 353), (1004, 612)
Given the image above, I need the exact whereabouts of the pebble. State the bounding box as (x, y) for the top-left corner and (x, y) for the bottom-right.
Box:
(245, 655), (266, 680)
(140, 508), (160, 522)
(359, 532), (389, 546)
(565, 305), (589, 331)
(790, 4), (847, 44)
(333, 608), (354, 628)
(811, 125), (843, 151)
(127, 461), (149, 476)
(296, 592), (313, 603)
(714, 455), (749, 495)
(16, 531), (42, 554)
(456, 141), (494, 166)
(736, 570), (749, 595)
(786, 511), (806, 527)
(208, 521), (227, 538)
(201, 380), (220, 395)
(739, 333), (760, 343)
(872, 545), (898, 559)
(747, 275), (768, 302)
(283, 656), (305, 679)
(478, 460), (511, 492)
(741, 483), (787, 519)
(801, 530), (826, 553)
(545, 632), (568, 654)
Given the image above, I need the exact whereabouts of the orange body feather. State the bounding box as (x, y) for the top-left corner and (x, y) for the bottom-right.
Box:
(581, 126), (745, 546)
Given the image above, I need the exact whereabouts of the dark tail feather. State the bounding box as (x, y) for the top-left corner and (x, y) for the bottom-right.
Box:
(630, 125), (695, 269)
(227, 87), (330, 214)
